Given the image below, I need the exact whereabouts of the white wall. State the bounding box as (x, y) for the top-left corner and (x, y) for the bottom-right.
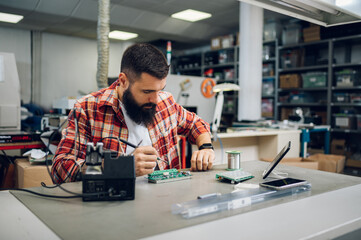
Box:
(0, 27), (214, 122)
(0, 26), (31, 103)
(40, 33), (133, 109)
(165, 74), (216, 123)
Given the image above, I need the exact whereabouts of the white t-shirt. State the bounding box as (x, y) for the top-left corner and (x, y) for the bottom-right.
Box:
(119, 100), (152, 154)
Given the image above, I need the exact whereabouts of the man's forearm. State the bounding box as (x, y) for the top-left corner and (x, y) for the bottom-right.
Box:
(195, 132), (212, 148)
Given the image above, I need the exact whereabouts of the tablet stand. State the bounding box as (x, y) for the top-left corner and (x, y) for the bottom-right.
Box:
(263, 169), (288, 179)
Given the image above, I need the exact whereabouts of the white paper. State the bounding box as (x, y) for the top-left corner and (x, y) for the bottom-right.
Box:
(23, 149), (47, 159)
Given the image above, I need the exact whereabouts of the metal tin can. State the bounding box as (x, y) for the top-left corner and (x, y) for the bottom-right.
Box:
(226, 151), (242, 170)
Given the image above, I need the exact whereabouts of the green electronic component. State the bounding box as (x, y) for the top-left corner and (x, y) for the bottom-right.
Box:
(216, 170), (254, 184)
(147, 169), (191, 184)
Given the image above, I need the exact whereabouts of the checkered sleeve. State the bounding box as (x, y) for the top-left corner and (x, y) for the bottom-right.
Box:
(51, 104), (91, 183)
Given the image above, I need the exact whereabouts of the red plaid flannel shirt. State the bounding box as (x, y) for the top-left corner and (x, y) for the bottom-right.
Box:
(51, 80), (210, 183)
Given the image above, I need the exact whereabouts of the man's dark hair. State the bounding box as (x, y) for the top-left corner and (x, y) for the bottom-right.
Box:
(121, 43), (170, 81)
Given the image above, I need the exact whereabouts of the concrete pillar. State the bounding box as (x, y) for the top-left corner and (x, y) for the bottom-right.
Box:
(238, 2), (263, 121)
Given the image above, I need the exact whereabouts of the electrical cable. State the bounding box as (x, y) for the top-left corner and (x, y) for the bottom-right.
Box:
(214, 132), (224, 164)
(35, 108), (108, 198)
(0, 108), (110, 199)
(0, 188), (109, 199)
(43, 108), (80, 186)
(1, 150), (13, 164)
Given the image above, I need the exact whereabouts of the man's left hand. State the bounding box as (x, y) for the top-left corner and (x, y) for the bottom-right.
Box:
(190, 149), (215, 171)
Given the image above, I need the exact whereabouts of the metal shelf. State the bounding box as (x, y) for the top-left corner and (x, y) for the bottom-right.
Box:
(332, 86), (361, 91)
(333, 63), (361, 68)
(277, 103), (327, 107)
(331, 129), (361, 134)
(332, 34), (361, 43)
(278, 39), (330, 50)
(278, 87), (328, 92)
(262, 76), (275, 79)
(263, 57), (276, 63)
(176, 67), (202, 71)
(204, 62), (236, 68)
(331, 103), (361, 107)
(279, 65), (328, 73)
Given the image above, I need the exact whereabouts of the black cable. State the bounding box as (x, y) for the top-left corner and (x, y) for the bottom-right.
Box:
(1, 188), (109, 199)
(1, 150), (13, 164)
(41, 108), (89, 197)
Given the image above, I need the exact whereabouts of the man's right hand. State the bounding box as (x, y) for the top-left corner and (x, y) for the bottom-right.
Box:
(132, 146), (158, 176)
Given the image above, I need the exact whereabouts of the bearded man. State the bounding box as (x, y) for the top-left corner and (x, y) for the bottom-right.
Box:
(51, 43), (214, 183)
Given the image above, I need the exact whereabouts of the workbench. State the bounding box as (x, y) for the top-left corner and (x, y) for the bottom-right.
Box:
(1, 161), (361, 239)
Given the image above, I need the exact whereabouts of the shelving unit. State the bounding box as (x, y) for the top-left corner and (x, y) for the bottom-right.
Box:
(276, 39), (331, 125)
(172, 46), (239, 119)
(262, 40), (278, 119)
(275, 34), (361, 157)
(330, 35), (361, 141)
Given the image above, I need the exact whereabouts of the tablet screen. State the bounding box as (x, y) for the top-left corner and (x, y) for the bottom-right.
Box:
(262, 141), (291, 179)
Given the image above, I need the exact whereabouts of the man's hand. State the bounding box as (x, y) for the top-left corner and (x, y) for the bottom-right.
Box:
(132, 146), (157, 176)
(190, 149), (215, 171)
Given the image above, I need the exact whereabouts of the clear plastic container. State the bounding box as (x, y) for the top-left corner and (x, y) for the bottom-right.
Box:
(172, 184), (311, 218)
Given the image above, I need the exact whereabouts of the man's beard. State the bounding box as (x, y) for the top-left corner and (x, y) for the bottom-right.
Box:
(122, 88), (157, 126)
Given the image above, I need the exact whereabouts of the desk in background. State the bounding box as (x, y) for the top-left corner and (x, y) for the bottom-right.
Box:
(210, 129), (301, 165)
(2, 161), (361, 239)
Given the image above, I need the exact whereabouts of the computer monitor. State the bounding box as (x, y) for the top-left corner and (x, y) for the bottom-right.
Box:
(0, 52), (21, 131)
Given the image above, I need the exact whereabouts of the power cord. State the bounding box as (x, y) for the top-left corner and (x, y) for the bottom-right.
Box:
(1, 107), (108, 199)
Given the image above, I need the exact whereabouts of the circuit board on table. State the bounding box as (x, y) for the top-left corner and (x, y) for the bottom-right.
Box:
(147, 169), (191, 183)
(215, 170), (254, 184)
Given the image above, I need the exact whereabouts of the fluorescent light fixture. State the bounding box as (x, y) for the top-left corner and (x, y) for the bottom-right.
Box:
(0, 12), (23, 23)
(109, 30), (138, 40)
(238, 0), (361, 27)
(171, 9), (212, 22)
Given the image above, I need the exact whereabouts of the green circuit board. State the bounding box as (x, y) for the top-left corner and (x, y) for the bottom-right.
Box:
(147, 169), (191, 183)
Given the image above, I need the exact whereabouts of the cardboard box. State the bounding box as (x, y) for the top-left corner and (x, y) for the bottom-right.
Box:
(331, 139), (345, 155)
(15, 158), (53, 188)
(280, 74), (302, 88)
(346, 159), (361, 168)
(303, 25), (321, 42)
(307, 154), (345, 173)
(280, 108), (294, 121)
(211, 37), (222, 50)
(260, 157), (319, 170)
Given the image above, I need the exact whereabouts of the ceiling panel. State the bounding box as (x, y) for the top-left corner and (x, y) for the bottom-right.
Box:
(47, 18), (95, 35)
(71, 0), (98, 21)
(0, 0), (290, 49)
(110, 5), (145, 26)
(36, 0), (81, 16)
(17, 12), (68, 30)
(0, 0), (40, 11)
(156, 17), (192, 35)
(130, 11), (168, 32)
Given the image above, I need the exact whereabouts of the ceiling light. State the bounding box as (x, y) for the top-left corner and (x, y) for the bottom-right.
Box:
(171, 9), (212, 22)
(109, 31), (138, 40)
(0, 12), (23, 23)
